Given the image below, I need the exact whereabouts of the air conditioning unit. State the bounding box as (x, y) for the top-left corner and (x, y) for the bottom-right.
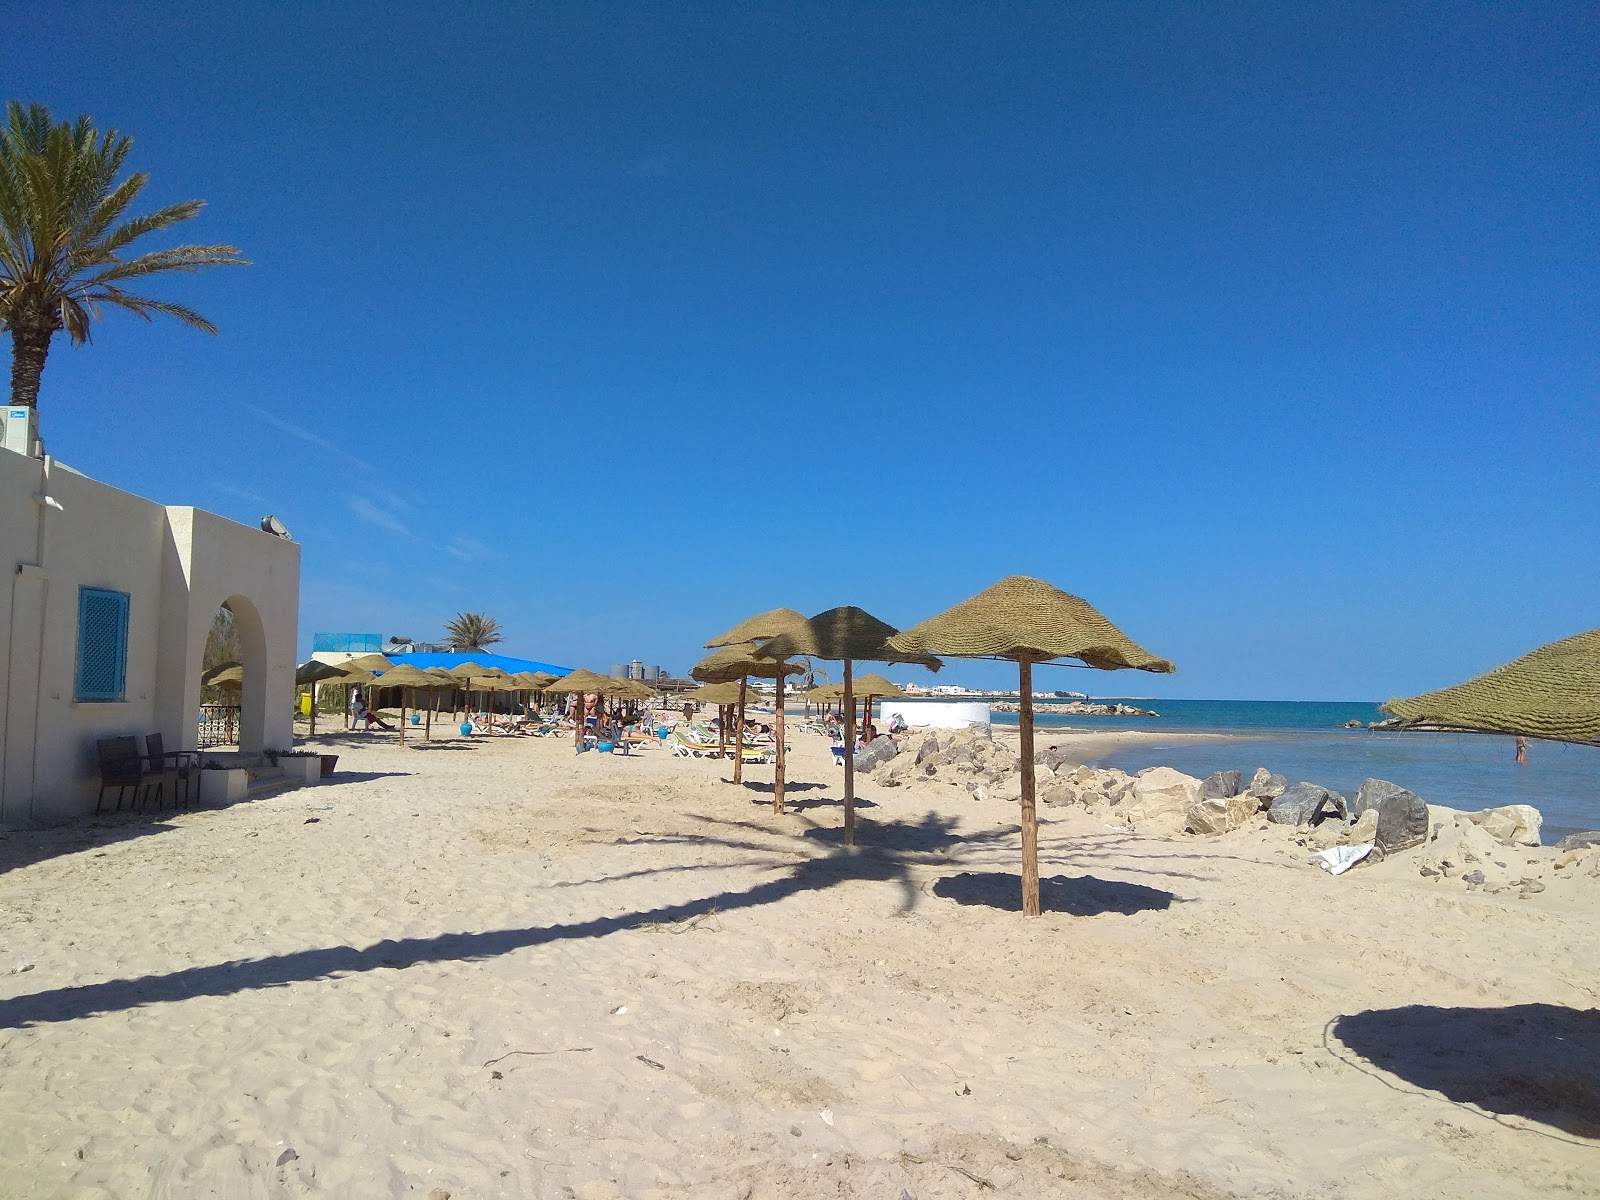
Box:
(1, 407), (40, 457)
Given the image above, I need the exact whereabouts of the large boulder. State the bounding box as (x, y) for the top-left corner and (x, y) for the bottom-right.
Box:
(1351, 778), (1429, 853)
(1557, 831), (1600, 851)
(1036, 745), (1076, 773)
(1267, 783), (1348, 827)
(855, 738), (898, 774)
(914, 733), (942, 765)
(1202, 770), (1243, 800)
(1185, 791), (1259, 837)
(1466, 804), (1543, 848)
(876, 756), (916, 788)
(1245, 769), (1289, 802)
(1123, 767), (1204, 834)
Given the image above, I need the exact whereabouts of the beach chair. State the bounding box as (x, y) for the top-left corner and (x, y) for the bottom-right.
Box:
(95, 736), (151, 813)
(672, 730), (721, 758)
(144, 732), (198, 808)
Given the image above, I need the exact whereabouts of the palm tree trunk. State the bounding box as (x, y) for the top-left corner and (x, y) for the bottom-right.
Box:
(8, 324), (53, 409)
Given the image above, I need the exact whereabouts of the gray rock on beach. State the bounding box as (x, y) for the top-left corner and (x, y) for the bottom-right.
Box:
(1246, 769), (1289, 802)
(1186, 791), (1258, 837)
(1351, 778), (1429, 853)
(1201, 770), (1242, 799)
(1557, 831), (1600, 851)
(855, 738), (898, 774)
(1267, 783), (1347, 827)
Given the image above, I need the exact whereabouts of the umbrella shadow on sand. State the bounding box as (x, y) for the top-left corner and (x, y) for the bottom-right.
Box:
(1327, 1003), (1600, 1140)
(932, 870), (1179, 916)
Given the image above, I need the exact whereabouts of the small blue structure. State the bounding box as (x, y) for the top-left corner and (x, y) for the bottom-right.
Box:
(387, 651), (572, 676)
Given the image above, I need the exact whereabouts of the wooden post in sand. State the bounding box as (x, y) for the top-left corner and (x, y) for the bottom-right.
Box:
(773, 672), (786, 814)
(733, 676), (748, 784)
(717, 704), (727, 762)
(842, 659), (856, 845)
(1018, 657), (1039, 917)
(398, 687), (408, 746)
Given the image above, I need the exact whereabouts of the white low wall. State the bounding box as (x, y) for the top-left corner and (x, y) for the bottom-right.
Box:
(879, 700), (992, 730)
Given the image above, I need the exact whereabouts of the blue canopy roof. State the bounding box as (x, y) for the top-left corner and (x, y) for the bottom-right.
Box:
(386, 651), (572, 676)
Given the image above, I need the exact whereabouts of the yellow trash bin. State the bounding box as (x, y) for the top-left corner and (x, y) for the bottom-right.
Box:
(299, 691), (312, 716)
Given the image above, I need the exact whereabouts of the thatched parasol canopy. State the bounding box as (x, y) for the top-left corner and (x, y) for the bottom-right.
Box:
(203, 661), (244, 688)
(852, 673), (906, 699)
(887, 575), (1175, 670)
(754, 607), (941, 670)
(749, 607), (939, 841)
(371, 664), (451, 745)
(544, 668), (628, 695)
(344, 652), (396, 673)
(691, 642), (806, 803)
(890, 576), (1173, 917)
(1380, 629), (1600, 745)
(691, 643), (806, 684)
(527, 671), (561, 689)
(806, 682), (845, 703)
(685, 681), (749, 705)
(372, 664), (445, 689)
(706, 607), (812, 649)
(296, 660), (348, 686)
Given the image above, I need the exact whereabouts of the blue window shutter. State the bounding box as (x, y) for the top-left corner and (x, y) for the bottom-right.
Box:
(75, 587), (130, 702)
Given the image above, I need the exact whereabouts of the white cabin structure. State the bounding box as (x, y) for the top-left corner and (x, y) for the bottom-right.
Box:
(0, 446), (299, 823)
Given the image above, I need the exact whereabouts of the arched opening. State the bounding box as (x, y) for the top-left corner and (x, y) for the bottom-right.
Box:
(197, 596), (269, 755)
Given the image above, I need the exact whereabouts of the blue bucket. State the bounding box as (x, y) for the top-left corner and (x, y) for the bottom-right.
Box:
(459, 722), (474, 737)
(598, 741), (614, 754)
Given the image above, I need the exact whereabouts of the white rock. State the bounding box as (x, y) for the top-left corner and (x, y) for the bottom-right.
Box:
(1466, 804), (1543, 848)
(1123, 767), (1204, 834)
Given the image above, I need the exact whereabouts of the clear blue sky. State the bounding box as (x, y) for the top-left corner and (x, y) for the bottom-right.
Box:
(8, 3), (1596, 699)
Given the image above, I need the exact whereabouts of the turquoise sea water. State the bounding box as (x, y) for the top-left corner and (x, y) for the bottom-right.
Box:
(945, 699), (1597, 841)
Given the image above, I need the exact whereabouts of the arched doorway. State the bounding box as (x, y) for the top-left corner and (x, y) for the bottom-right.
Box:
(196, 596), (269, 755)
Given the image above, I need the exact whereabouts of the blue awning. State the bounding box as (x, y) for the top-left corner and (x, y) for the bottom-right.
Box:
(385, 651), (572, 676)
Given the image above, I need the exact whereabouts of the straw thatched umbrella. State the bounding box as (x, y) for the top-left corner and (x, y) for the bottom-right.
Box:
(754, 607), (941, 842)
(295, 660), (349, 736)
(889, 576), (1174, 916)
(344, 652), (396, 673)
(472, 668), (515, 731)
(545, 669), (631, 751)
(372, 664), (447, 745)
(1380, 628), (1600, 746)
(446, 661), (489, 720)
(692, 642), (806, 807)
(849, 673), (905, 732)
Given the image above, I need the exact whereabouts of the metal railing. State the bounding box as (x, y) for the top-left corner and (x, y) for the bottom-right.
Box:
(198, 705), (241, 748)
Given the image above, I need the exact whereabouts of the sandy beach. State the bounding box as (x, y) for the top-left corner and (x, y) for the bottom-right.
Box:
(1, 722), (1596, 1198)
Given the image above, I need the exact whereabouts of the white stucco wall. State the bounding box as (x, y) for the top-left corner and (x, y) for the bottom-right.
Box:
(0, 451), (299, 823)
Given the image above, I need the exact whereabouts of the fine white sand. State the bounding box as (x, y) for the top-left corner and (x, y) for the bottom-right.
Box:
(1, 723), (1596, 1198)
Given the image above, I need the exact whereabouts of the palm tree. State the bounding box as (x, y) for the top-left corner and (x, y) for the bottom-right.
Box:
(443, 612), (504, 653)
(0, 101), (247, 408)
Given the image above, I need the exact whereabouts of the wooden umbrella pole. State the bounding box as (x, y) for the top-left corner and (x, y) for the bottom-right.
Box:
(426, 689), (434, 740)
(734, 676), (748, 784)
(842, 659), (856, 846)
(399, 688), (408, 746)
(717, 704), (727, 762)
(1018, 656), (1040, 917)
(773, 671), (787, 815)
(309, 685), (317, 737)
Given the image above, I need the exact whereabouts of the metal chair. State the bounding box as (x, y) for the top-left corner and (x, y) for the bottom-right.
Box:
(95, 736), (149, 814)
(145, 732), (198, 808)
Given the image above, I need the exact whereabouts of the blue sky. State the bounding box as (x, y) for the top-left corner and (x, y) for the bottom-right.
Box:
(8, 3), (1596, 699)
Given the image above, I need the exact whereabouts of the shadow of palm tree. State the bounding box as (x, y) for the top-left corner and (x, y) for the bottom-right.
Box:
(1328, 1004), (1600, 1139)
(0, 837), (920, 1030)
(932, 870), (1178, 915)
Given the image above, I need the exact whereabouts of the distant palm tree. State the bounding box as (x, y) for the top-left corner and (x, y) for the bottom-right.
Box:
(444, 612), (504, 653)
(0, 101), (247, 408)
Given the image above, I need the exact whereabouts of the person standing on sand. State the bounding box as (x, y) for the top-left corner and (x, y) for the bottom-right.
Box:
(1516, 735), (1528, 763)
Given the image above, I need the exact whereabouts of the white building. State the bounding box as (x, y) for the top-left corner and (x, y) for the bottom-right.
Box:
(0, 441), (299, 823)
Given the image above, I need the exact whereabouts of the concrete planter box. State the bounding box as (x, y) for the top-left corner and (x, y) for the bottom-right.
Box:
(276, 755), (322, 784)
(200, 767), (249, 804)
